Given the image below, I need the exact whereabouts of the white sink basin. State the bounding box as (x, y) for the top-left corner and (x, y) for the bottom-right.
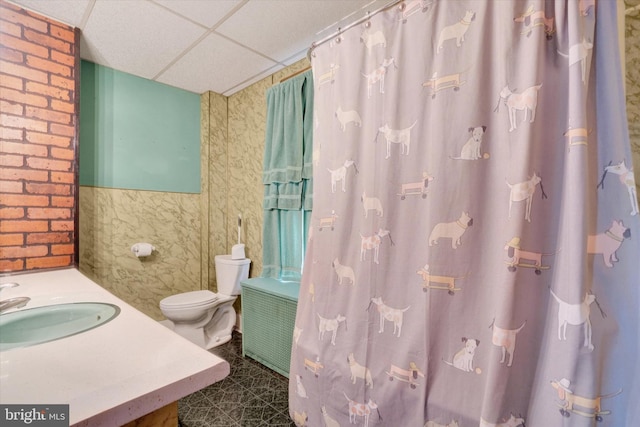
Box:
(0, 302), (120, 351)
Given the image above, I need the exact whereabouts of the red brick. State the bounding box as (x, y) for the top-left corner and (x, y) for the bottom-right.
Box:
(49, 123), (74, 137)
(0, 99), (23, 115)
(26, 232), (70, 244)
(0, 60), (49, 84)
(26, 131), (71, 147)
(0, 154), (23, 167)
(50, 50), (74, 67)
(0, 33), (49, 59)
(0, 233), (24, 246)
(0, 259), (24, 271)
(51, 171), (74, 183)
(27, 157), (71, 171)
(25, 106), (71, 124)
(24, 29), (71, 54)
(27, 207), (71, 219)
(25, 81), (70, 100)
(1, 140), (48, 156)
(0, 19), (22, 37)
(0, 126), (23, 140)
(51, 243), (74, 255)
(50, 99), (75, 113)
(51, 196), (73, 207)
(27, 255), (71, 270)
(50, 25), (75, 43)
(0, 220), (48, 233)
(0, 73), (24, 90)
(0, 7), (49, 33)
(1, 194), (49, 207)
(0, 180), (23, 193)
(0, 60), (48, 84)
(50, 147), (74, 161)
(50, 74), (75, 90)
(0, 113), (48, 132)
(0, 245), (48, 258)
(51, 220), (73, 231)
(24, 8), (70, 30)
(0, 87), (47, 107)
(0, 207), (24, 219)
(0, 46), (23, 63)
(0, 168), (48, 182)
(26, 55), (71, 77)
(0, 99), (24, 116)
(25, 183), (70, 195)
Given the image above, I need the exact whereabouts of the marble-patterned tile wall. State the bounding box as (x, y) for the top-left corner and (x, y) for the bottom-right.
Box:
(207, 91), (230, 290)
(625, 1), (640, 198)
(226, 80), (270, 278)
(79, 187), (201, 319)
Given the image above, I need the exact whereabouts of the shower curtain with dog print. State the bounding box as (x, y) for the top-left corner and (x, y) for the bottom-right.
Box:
(289, 1), (640, 426)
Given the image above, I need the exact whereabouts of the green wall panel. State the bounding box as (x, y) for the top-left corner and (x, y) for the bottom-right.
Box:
(80, 61), (200, 193)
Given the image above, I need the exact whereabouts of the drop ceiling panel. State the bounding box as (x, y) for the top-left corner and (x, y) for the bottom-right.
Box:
(156, 32), (278, 95)
(216, 0), (379, 63)
(8, 0), (91, 27)
(152, 0), (243, 29)
(80, 0), (207, 79)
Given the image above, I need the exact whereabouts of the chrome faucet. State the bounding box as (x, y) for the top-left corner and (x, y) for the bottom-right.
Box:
(0, 296), (31, 313)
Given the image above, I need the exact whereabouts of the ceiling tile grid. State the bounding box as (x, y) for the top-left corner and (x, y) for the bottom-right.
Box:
(81, 0), (208, 79)
(156, 31), (279, 95)
(6, 0), (390, 95)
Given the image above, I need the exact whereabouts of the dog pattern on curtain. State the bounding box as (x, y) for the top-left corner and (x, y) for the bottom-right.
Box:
(290, 1), (639, 426)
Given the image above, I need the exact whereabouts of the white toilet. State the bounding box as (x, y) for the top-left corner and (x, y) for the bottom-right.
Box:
(159, 255), (250, 349)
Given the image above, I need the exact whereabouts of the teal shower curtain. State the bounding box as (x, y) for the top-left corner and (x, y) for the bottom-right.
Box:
(290, 1), (640, 426)
(262, 70), (314, 281)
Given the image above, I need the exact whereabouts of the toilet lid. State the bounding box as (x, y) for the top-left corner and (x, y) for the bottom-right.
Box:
(160, 290), (219, 309)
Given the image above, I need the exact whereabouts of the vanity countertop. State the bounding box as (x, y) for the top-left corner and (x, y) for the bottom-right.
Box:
(0, 268), (230, 426)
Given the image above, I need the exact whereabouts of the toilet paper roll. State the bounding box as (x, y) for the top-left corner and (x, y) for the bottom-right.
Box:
(131, 243), (155, 257)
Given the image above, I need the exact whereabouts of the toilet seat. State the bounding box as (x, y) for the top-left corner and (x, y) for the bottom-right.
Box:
(160, 290), (219, 310)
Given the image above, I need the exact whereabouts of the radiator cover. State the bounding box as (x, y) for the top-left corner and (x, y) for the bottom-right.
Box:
(241, 278), (299, 378)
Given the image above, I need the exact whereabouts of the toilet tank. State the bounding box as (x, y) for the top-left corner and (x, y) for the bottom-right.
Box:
(215, 255), (250, 296)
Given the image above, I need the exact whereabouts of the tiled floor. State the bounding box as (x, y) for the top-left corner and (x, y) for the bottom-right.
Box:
(178, 332), (295, 427)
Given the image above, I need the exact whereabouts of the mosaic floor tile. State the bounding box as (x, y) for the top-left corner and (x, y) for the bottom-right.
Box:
(178, 332), (294, 427)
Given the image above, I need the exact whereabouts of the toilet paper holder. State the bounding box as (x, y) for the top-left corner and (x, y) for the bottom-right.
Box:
(131, 243), (155, 257)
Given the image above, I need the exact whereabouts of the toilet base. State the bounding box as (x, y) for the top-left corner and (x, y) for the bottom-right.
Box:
(160, 299), (237, 350)
(209, 333), (232, 347)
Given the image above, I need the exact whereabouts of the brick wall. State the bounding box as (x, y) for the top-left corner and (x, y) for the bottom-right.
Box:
(0, 0), (79, 272)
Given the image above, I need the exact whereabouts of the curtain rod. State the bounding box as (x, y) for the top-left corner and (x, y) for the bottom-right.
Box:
(307, 0), (404, 61)
(280, 66), (312, 83)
